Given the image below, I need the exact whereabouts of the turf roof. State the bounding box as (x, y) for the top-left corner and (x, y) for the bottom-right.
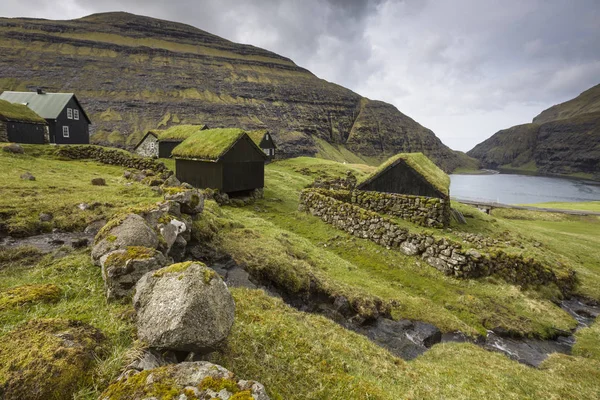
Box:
(0, 99), (47, 124)
(247, 129), (268, 146)
(158, 124), (207, 142)
(171, 128), (247, 161)
(358, 152), (450, 196)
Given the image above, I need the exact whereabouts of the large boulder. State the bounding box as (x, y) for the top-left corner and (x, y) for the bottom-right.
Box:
(101, 246), (168, 301)
(100, 361), (269, 400)
(164, 188), (204, 214)
(0, 319), (105, 400)
(91, 213), (159, 266)
(2, 143), (24, 154)
(133, 262), (235, 353)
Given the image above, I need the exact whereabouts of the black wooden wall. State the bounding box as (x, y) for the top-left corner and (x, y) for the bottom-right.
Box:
(359, 160), (445, 198)
(50, 97), (89, 144)
(159, 141), (180, 158)
(7, 122), (46, 144)
(176, 159), (223, 190)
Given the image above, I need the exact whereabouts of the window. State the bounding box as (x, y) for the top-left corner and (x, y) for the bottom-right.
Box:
(62, 126), (70, 138)
(73, 109), (79, 120)
(67, 108), (73, 119)
(264, 149), (269, 156)
(265, 134), (270, 141)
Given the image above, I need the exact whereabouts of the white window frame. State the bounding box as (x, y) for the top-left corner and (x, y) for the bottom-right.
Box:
(66, 108), (73, 119)
(73, 109), (79, 120)
(62, 126), (70, 138)
(265, 134), (270, 141)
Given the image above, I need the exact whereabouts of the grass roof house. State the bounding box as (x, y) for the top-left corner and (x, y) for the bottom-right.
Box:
(0, 90), (91, 144)
(157, 124), (208, 158)
(172, 128), (268, 194)
(247, 129), (277, 160)
(133, 130), (163, 158)
(0, 99), (48, 144)
(357, 153), (450, 199)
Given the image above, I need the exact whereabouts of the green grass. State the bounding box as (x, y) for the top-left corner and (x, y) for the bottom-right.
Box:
(0, 99), (46, 124)
(521, 201), (600, 213)
(157, 124), (205, 142)
(358, 153), (450, 196)
(171, 128), (247, 161)
(0, 145), (160, 236)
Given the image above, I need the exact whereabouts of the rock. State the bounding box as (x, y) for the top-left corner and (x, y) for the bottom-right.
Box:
(91, 214), (160, 266)
(71, 238), (89, 249)
(84, 219), (107, 235)
(363, 318), (441, 360)
(162, 175), (181, 188)
(2, 143), (24, 154)
(91, 177), (107, 186)
(167, 235), (187, 262)
(399, 241), (420, 256)
(20, 171), (35, 181)
(101, 361), (269, 400)
(0, 319), (105, 400)
(101, 246), (168, 301)
(78, 202), (90, 211)
(125, 349), (176, 372)
(133, 262), (235, 353)
(164, 189), (204, 214)
(39, 212), (53, 222)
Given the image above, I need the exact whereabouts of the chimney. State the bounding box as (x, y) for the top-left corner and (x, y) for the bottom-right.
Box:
(36, 88), (45, 95)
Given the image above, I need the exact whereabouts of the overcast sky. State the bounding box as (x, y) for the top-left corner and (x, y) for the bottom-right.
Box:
(3, 0), (600, 151)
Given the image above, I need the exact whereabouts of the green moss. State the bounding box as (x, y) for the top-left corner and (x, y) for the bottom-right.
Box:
(230, 391), (254, 400)
(153, 261), (195, 277)
(203, 268), (217, 284)
(158, 124), (207, 142)
(163, 187), (186, 195)
(171, 128), (247, 161)
(0, 99), (47, 124)
(107, 235), (118, 242)
(190, 193), (200, 209)
(199, 376), (240, 393)
(100, 368), (180, 400)
(0, 283), (62, 310)
(358, 152), (450, 196)
(95, 214), (128, 243)
(104, 247), (156, 269)
(0, 318), (105, 399)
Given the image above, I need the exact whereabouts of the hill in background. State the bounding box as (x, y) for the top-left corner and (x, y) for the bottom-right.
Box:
(468, 84), (600, 179)
(0, 12), (476, 171)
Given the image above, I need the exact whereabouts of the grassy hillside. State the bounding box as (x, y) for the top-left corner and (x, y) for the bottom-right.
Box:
(0, 12), (475, 172)
(1, 146), (600, 399)
(534, 84), (600, 124)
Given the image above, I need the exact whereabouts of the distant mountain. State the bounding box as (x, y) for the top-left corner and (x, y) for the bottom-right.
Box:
(468, 84), (600, 179)
(0, 12), (474, 171)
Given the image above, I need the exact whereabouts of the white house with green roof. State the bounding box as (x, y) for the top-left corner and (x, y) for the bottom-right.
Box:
(0, 90), (91, 144)
(172, 128), (268, 194)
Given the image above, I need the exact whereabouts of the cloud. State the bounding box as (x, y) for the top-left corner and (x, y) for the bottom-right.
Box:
(1, 0), (599, 151)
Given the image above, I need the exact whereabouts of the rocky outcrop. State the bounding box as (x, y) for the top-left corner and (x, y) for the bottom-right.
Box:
(101, 361), (269, 400)
(133, 262), (235, 353)
(0, 318), (105, 400)
(0, 12), (473, 172)
(468, 84), (600, 179)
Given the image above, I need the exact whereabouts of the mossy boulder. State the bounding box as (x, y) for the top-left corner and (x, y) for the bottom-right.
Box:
(100, 361), (269, 400)
(0, 318), (105, 400)
(92, 213), (160, 266)
(0, 284), (62, 310)
(134, 262), (235, 353)
(102, 246), (168, 301)
(164, 188), (204, 215)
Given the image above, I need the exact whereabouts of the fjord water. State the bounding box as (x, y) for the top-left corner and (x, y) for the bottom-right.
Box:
(450, 173), (600, 204)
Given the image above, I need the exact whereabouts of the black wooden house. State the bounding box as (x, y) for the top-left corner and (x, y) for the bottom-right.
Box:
(357, 153), (450, 199)
(248, 130), (277, 160)
(172, 128), (267, 194)
(0, 90), (91, 144)
(0, 99), (48, 144)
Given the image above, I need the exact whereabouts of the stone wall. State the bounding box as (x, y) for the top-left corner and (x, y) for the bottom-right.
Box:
(0, 121), (7, 142)
(307, 188), (450, 228)
(57, 145), (167, 173)
(299, 189), (575, 293)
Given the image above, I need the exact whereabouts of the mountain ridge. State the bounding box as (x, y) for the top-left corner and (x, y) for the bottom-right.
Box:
(0, 11), (474, 171)
(468, 83), (600, 179)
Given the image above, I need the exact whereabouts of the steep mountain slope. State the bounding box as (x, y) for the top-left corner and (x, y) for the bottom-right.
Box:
(0, 12), (471, 171)
(468, 84), (600, 179)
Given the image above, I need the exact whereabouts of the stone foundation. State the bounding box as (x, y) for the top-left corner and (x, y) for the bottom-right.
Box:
(299, 189), (575, 292)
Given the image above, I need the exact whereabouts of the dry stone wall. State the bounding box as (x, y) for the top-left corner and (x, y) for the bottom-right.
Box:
(57, 145), (167, 173)
(314, 188), (450, 228)
(0, 121), (8, 142)
(299, 189), (575, 293)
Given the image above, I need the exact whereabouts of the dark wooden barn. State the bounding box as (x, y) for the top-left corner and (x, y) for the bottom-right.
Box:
(0, 99), (48, 144)
(248, 130), (277, 160)
(357, 153), (450, 199)
(158, 124), (208, 158)
(173, 128), (268, 194)
(0, 90), (91, 144)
